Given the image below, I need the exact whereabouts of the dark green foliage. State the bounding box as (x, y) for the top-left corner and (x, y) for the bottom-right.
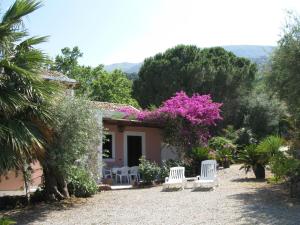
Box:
(51, 46), (83, 77)
(209, 137), (235, 167)
(235, 128), (257, 148)
(188, 147), (210, 174)
(138, 157), (160, 184)
(133, 45), (256, 127)
(239, 90), (287, 140)
(89, 69), (139, 107)
(238, 144), (267, 179)
(0, 0), (59, 174)
(67, 167), (98, 197)
(238, 136), (284, 179)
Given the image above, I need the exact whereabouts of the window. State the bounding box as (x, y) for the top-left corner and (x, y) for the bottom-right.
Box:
(102, 133), (115, 160)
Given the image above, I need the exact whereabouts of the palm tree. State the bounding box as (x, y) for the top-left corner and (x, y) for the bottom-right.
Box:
(0, 0), (58, 197)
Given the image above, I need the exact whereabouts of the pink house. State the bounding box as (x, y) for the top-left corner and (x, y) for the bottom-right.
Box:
(91, 101), (165, 168)
(0, 73), (173, 194)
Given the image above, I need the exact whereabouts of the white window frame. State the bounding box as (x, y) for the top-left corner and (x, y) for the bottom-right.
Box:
(123, 131), (146, 166)
(103, 132), (116, 162)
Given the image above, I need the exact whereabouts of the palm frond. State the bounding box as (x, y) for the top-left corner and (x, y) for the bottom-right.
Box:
(2, 0), (42, 24)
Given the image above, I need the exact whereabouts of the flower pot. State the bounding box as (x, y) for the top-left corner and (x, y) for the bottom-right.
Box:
(253, 164), (265, 179)
(223, 160), (230, 168)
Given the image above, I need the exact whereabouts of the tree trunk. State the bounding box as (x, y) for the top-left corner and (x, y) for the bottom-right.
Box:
(43, 165), (69, 200)
(22, 164), (31, 204)
(253, 164), (265, 179)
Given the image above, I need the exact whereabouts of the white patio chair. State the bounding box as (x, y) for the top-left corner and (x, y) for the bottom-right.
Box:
(116, 167), (130, 184)
(102, 167), (112, 179)
(129, 166), (140, 183)
(163, 167), (186, 191)
(193, 160), (218, 190)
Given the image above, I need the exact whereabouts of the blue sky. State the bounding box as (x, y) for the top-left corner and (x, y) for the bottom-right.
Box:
(1, 0), (300, 66)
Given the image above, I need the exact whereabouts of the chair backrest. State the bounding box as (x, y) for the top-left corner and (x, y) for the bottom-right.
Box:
(102, 167), (112, 177)
(168, 167), (185, 181)
(120, 166), (129, 175)
(200, 160), (217, 180)
(130, 166), (139, 175)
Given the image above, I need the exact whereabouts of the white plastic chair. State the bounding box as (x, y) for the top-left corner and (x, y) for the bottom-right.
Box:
(163, 167), (186, 191)
(129, 166), (140, 183)
(102, 167), (112, 179)
(193, 160), (218, 190)
(116, 167), (130, 184)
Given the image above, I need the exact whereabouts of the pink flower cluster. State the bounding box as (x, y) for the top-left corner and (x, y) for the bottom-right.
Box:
(118, 91), (222, 126)
(155, 91), (222, 126)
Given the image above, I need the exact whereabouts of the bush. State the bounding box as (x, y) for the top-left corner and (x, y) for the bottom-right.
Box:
(139, 157), (160, 184)
(0, 217), (16, 225)
(188, 147), (211, 174)
(67, 167), (98, 197)
(209, 137), (235, 167)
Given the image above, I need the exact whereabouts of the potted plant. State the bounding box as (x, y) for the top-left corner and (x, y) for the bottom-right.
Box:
(238, 144), (267, 179)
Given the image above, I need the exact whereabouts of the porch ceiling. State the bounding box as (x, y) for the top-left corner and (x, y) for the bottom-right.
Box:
(103, 118), (164, 128)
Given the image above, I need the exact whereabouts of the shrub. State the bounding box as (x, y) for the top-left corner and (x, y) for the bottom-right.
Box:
(216, 148), (233, 168)
(235, 128), (257, 148)
(269, 148), (300, 197)
(188, 147), (210, 174)
(209, 137), (236, 151)
(139, 157), (160, 184)
(67, 167), (98, 197)
(209, 137), (235, 167)
(0, 217), (16, 225)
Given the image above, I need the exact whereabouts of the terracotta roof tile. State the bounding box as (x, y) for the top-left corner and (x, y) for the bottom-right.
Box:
(90, 101), (139, 112)
(41, 69), (78, 85)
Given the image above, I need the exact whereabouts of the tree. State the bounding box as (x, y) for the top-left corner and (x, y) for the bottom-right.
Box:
(90, 69), (139, 107)
(52, 47), (139, 107)
(0, 0), (59, 201)
(51, 46), (83, 77)
(44, 97), (101, 199)
(268, 13), (300, 124)
(133, 45), (257, 127)
(239, 89), (287, 140)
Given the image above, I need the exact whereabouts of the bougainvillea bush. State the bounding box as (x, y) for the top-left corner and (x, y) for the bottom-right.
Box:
(118, 91), (222, 152)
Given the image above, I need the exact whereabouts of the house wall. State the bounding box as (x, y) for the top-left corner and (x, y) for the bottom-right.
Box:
(0, 162), (42, 192)
(103, 123), (163, 167)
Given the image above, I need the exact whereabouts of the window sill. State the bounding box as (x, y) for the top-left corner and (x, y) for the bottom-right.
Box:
(103, 158), (115, 162)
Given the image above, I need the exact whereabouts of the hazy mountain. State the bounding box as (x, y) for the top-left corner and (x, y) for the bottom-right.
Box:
(104, 45), (275, 75)
(104, 62), (142, 73)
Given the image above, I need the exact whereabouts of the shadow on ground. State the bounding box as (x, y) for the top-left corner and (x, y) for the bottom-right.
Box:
(228, 184), (300, 225)
(1, 198), (86, 225)
(231, 178), (266, 183)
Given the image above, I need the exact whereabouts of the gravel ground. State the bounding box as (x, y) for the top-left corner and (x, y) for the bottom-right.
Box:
(2, 165), (300, 225)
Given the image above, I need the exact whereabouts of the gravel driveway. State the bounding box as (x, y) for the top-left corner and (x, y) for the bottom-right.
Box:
(3, 165), (300, 225)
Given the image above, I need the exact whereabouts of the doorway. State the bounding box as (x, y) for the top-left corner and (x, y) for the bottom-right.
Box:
(124, 132), (145, 166)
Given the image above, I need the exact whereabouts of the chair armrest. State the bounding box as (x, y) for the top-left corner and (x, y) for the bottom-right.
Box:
(165, 177), (169, 183)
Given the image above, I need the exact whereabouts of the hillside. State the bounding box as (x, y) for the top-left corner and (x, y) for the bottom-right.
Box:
(104, 45), (275, 74)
